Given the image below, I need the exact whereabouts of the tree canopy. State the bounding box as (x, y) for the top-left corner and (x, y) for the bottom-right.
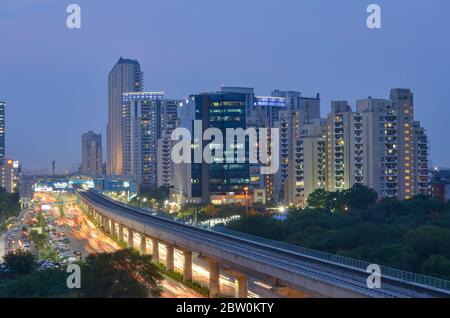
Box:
(227, 192), (450, 279)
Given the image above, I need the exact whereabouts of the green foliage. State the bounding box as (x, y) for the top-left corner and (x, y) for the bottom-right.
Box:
(177, 204), (246, 222)
(79, 249), (163, 298)
(227, 194), (450, 279)
(3, 250), (36, 276)
(0, 250), (165, 298)
(307, 184), (377, 211)
(421, 255), (450, 280)
(0, 190), (20, 224)
(0, 269), (75, 298)
(131, 186), (170, 208)
(227, 215), (285, 240)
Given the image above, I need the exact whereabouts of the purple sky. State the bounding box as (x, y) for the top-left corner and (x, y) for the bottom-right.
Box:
(1, 0), (449, 172)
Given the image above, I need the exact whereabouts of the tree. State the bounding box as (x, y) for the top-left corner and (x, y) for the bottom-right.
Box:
(79, 249), (163, 298)
(0, 269), (74, 298)
(405, 226), (450, 259)
(3, 250), (36, 276)
(421, 255), (450, 280)
(203, 205), (220, 218)
(341, 184), (378, 211)
(306, 189), (329, 209)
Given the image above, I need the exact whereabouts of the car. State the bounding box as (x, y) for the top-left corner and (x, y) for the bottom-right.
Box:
(67, 257), (78, 263)
(0, 264), (11, 273)
(39, 263), (57, 271)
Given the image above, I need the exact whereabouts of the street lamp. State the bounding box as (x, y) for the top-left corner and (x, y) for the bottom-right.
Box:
(244, 186), (250, 216)
(143, 198), (148, 210)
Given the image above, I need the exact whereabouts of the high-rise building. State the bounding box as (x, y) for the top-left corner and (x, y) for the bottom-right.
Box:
(320, 89), (429, 202)
(271, 92), (322, 204)
(271, 91), (302, 203)
(173, 88), (251, 205)
(326, 101), (354, 193)
(295, 119), (328, 204)
(353, 97), (392, 195)
(81, 131), (103, 177)
(413, 121), (430, 196)
(0, 101), (5, 159)
(122, 92), (163, 188)
(157, 99), (180, 188)
(389, 88), (426, 200)
(248, 94), (285, 201)
(0, 158), (21, 193)
(172, 96), (196, 204)
(107, 57), (143, 176)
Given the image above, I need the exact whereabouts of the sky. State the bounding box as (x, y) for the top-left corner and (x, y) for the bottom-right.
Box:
(0, 0), (449, 172)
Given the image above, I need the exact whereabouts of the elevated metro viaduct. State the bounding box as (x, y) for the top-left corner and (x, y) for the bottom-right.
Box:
(77, 190), (450, 298)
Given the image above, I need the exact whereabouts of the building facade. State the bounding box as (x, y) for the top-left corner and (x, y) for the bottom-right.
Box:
(0, 101), (5, 159)
(0, 158), (21, 193)
(157, 99), (180, 188)
(122, 92), (163, 188)
(322, 89), (430, 202)
(81, 131), (103, 177)
(107, 57), (143, 176)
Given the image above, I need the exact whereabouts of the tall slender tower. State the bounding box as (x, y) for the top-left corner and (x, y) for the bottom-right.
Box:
(107, 57), (143, 176)
(0, 101), (5, 159)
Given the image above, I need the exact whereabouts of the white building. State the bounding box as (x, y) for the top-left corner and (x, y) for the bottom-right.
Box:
(122, 92), (163, 188)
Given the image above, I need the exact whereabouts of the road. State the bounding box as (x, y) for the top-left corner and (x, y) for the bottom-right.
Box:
(1, 211), (33, 261)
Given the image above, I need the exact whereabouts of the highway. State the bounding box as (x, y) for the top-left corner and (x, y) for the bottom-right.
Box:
(79, 190), (450, 298)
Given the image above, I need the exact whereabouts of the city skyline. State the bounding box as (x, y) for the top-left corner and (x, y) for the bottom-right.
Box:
(1, 0), (450, 171)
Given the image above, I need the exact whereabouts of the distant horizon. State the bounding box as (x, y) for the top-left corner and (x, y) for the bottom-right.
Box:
(1, 0), (449, 170)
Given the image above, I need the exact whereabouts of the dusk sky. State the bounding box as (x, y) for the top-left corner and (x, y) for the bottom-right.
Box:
(0, 0), (449, 172)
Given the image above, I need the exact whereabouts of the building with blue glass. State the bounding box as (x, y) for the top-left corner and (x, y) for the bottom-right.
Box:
(190, 88), (252, 204)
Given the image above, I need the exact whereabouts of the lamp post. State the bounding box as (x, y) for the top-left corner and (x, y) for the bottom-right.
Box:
(143, 198), (148, 210)
(244, 186), (249, 216)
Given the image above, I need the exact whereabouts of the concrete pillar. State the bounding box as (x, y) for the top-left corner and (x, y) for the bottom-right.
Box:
(127, 228), (134, 248)
(104, 217), (110, 234)
(166, 243), (174, 272)
(183, 250), (193, 282)
(111, 221), (117, 238)
(233, 272), (248, 298)
(140, 234), (147, 255)
(118, 224), (124, 242)
(208, 259), (220, 298)
(151, 238), (159, 263)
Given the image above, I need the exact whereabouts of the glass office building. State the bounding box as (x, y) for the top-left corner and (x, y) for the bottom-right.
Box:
(191, 91), (251, 204)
